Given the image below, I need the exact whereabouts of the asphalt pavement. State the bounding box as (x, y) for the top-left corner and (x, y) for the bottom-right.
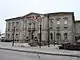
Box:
(0, 49), (79, 60)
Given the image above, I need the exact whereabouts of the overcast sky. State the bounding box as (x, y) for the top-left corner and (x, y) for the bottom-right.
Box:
(0, 0), (80, 33)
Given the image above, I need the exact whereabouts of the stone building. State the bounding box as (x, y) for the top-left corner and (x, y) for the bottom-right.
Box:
(5, 12), (75, 44)
(75, 20), (80, 43)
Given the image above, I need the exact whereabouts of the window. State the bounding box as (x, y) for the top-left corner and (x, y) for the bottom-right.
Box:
(64, 20), (67, 24)
(57, 20), (60, 24)
(8, 22), (10, 28)
(50, 19), (53, 29)
(64, 33), (68, 41)
(49, 15), (54, 20)
(56, 33), (61, 39)
(56, 33), (61, 44)
(63, 17), (68, 24)
(50, 33), (53, 40)
(12, 22), (15, 25)
(56, 18), (61, 24)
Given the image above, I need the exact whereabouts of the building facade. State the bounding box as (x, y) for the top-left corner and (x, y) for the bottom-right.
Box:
(5, 12), (75, 44)
(75, 21), (80, 43)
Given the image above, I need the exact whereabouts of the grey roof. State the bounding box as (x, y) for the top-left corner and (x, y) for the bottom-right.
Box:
(5, 12), (74, 21)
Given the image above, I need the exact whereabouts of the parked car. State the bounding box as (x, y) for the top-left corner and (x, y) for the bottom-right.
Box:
(59, 42), (70, 49)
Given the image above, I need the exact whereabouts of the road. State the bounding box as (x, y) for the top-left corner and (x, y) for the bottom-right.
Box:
(0, 49), (79, 60)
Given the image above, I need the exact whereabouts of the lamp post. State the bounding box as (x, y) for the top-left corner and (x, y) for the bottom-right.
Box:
(39, 15), (44, 48)
(47, 14), (50, 47)
(40, 24), (41, 48)
(12, 27), (15, 46)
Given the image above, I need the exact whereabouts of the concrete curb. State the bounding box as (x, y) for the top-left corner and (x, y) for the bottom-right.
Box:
(0, 47), (80, 58)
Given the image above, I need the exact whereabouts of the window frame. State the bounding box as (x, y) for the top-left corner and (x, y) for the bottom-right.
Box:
(64, 33), (68, 41)
(63, 17), (68, 24)
(56, 18), (61, 25)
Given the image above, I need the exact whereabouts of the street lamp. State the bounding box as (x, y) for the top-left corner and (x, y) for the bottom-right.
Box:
(12, 26), (15, 46)
(39, 24), (41, 48)
(39, 15), (44, 48)
(47, 14), (50, 47)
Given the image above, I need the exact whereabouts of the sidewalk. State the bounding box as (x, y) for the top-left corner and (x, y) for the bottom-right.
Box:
(0, 42), (80, 57)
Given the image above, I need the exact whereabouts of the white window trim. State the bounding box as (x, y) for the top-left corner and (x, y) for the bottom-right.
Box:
(57, 20), (60, 24)
(64, 20), (67, 24)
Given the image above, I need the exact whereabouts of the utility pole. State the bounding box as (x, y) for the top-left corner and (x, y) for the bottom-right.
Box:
(12, 27), (15, 46)
(48, 14), (50, 47)
(39, 15), (44, 48)
(40, 24), (41, 48)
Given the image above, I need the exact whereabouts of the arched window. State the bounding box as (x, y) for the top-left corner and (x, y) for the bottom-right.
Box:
(56, 33), (61, 44)
(64, 33), (67, 40)
(50, 33), (53, 40)
(56, 33), (61, 39)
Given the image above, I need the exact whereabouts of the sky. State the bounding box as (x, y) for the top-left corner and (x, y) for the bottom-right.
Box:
(0, 0), (80, 33)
